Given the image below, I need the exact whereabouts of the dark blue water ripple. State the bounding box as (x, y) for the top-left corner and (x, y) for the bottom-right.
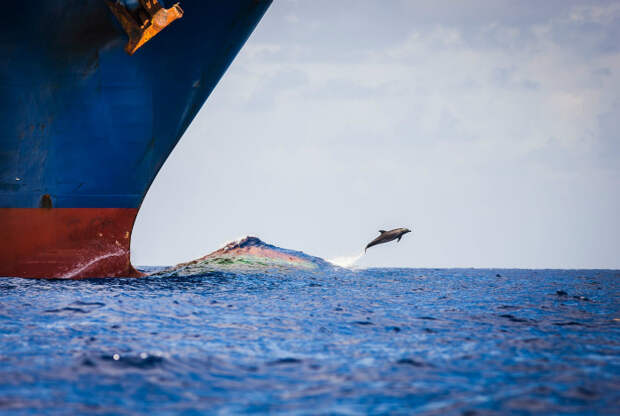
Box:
(0, 269), (618, 415)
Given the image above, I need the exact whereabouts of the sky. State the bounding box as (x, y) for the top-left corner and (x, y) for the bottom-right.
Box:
(132, 0), (620, 269)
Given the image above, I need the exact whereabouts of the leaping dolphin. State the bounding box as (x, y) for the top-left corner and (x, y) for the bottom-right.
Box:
(365, 228), (411, 252)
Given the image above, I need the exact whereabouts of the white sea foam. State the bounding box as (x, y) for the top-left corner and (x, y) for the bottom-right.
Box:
(219, 236), (250, 248)
(62, 248), (126, 279)
(328, 252), (365, 268)
(217, 235), (257, 251)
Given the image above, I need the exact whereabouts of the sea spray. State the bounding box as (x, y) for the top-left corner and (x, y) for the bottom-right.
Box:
(328, 252), (365, 268)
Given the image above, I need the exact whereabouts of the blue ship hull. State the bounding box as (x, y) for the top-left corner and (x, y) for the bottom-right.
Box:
(0, 0), (271, 278)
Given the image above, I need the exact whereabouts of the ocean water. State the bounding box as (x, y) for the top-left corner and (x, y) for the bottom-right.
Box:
(0, 268), (618, 415)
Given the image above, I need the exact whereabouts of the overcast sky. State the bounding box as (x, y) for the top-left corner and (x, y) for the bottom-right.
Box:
(133, 0), (620, 269)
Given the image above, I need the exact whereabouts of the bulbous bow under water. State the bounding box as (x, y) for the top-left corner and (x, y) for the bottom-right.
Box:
(151, 236), (338, 277)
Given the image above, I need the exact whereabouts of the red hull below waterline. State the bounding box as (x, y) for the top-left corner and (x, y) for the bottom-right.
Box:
(0, 208), (143, 279)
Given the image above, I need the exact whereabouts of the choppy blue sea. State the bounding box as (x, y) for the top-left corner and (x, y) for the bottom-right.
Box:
(1, 268), (619, 415)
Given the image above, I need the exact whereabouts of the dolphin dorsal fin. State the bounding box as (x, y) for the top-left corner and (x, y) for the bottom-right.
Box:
(379, 230), (387, 234)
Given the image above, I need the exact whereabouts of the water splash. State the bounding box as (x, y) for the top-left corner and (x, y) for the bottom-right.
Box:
(217, 235), (255, 250)
(328, 252), (365, 268)
(62, 248), (126, 279)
